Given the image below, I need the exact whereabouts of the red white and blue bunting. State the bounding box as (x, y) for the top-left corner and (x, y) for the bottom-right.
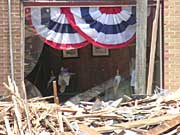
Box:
(63, 7), (136, 49)
(25, 7), (88, 50)
(25, 7), (136, 50)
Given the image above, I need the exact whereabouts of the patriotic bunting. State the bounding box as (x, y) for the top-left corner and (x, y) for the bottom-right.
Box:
(25, 7), (136, 50)
(63, 7), (136, 48)
(25, 7), (88, 50)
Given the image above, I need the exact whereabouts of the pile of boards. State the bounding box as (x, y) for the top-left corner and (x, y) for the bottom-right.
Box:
(63, 88), (180, 135)
(0, 78), (180, 135)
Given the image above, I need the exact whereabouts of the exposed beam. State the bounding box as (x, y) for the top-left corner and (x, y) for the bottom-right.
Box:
(23, 0), (157, 7)
(147, 0), (160, 95)
(23, 1), (135, 7)
(135, 0), (148, 94)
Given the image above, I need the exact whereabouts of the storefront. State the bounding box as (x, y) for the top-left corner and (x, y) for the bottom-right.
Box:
(1, 0), (170, 101)
(21, 0), (159, 101)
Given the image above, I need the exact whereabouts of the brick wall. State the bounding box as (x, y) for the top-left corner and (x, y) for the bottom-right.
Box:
(164, 0), (180, 90)
(1, 0), (179, 95)
(0, 0), (23, 95)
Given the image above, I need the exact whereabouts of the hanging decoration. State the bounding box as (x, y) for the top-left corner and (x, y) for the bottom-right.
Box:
(25, 7), (88, 50)
(25, 6), (136, 50)
(62, 7), (136, 48)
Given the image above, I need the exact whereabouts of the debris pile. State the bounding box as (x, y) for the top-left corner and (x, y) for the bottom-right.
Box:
(63, 89), (180, 135)
(0, 78), (180, 135)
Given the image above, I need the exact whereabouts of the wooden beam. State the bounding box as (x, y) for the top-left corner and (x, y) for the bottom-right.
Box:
(95, 114), (180, 133)
(23, 0), (157, 7)
(23, 1), (135, 7)
(53, 81), (60, 105)
(79, 124), (101, 135)
(135, 0), (148, 94)
(147, 0), (160, 95)
(145, 115), (180, 135)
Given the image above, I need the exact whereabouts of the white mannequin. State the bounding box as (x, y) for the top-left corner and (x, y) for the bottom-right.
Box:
(113, 69), (121, 95)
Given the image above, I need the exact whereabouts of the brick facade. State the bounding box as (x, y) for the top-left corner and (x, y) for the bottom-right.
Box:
(0, 0), (23, 94)
(164, 0), (180, 90)
(0, 0), (179, 95)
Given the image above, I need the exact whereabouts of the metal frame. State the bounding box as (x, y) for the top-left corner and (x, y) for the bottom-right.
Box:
(23, 0), (157, 7)
(92, 46), (110, 57)
(62, 49), (79, 59)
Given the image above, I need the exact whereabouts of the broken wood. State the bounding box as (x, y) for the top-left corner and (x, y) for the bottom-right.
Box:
(145, 115), (180, 135)
(22, 81), (32, 135)
(68, 79), (113, 104)
(79, 124), (101, 135)
(57, 111), (64, 133)
(4, 116), (12, 135)
(1, 77), (180, 135)
(95, 114), (179, 133)
(62, 116), (75, 133)
(53, 81), (60, 105)
(147, 0), (161, 95)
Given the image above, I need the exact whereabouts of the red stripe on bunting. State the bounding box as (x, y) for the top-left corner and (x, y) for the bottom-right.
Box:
(99, 7), (122, 14)
(43, 38), (88, 50)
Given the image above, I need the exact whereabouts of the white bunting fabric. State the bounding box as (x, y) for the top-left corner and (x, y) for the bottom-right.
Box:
(25, 7), (136, 50)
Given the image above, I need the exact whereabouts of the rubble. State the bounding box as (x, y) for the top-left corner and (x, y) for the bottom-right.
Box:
(67, 79), (113, 104)
(0, 77), (180, 135)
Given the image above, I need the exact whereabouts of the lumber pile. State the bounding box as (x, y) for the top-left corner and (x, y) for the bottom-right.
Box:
(64, 89), (180, 135)
(1, 78), (180, 135)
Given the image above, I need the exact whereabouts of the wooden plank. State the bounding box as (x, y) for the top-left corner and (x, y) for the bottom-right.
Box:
(62, 116), (75, 133)
(145, 115), (180, 135)
(53, 81), (60, 105)
(95, 114), (180, 133)
(79, 124), (101, 135)
(4, 116), (12, 135)
(58, 111), (64, 133)
(120, 96), (156, 106)
(68, 113), (124, 120)
(147, 0), (161, 95)
(23, 0), (136, 7)
(159, 3), (163, 90)
(136, 0), (148, 94)
(23, 0), (157, 7)
(67, 79), (113, 104)
(63, 132), (74, 135)
(22, 82), (32, 135)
